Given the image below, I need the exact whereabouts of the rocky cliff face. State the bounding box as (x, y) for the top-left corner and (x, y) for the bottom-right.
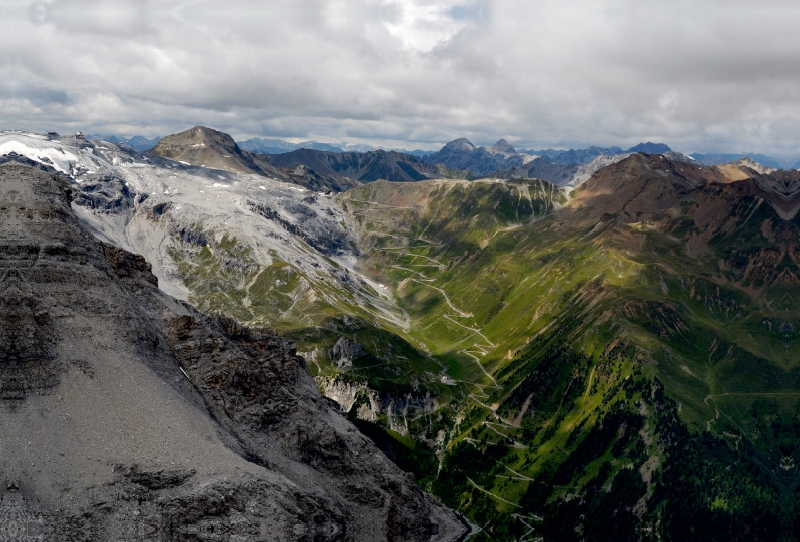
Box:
(0, 162), (466, 541)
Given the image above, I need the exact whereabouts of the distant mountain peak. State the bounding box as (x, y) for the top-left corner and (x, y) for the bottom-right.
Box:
(148, 126), (285, 178)
(728, 156), (776, 174)
(443, 138), (476, 151)
(489, 139), (516, 154)
(627, 141), (672, 154)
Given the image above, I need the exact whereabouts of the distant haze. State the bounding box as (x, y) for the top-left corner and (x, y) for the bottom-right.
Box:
(4, 1), (800, 157)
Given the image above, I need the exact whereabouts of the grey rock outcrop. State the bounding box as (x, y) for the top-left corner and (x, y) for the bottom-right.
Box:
(0, 162), (467, 541)
(329, 338), (368, 370)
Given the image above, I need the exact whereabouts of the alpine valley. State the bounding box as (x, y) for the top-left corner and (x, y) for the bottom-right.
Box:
(3, 126), (800, 541)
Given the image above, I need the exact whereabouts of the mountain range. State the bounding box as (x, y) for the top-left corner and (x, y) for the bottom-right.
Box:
(259, 148), (441, 184)
(688, 152), (787, 169)
(90, 130), (800, 172)
(518, 141), (672, 165)
(147, 126), (362, 192)
(6, 127), (800, 539)
(143, 128), (677, 190)
(237, 137), (431, 157)
(145, 126), (450, 192)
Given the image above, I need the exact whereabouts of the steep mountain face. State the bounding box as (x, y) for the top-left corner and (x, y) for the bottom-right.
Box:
(0, 131), (450, 483)
(36, 130), (452, 464)
(260, 148), (440, 186)
(147, 126), (286, 178)
(0, 133), (426, 405)
(0, 161), (466, 540)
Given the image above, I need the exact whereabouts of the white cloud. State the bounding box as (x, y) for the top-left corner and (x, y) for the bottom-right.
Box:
(0, 0), (799, 156)
(383, 0), (475, 52)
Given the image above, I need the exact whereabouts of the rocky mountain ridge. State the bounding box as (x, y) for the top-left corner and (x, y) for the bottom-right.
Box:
(690, 151), (786, 169)
(520, 141), (671, 165)
(260, 148), (442, 185)
(486, 153), (632, 187)
(142, 127), (777, 196)
(238, 138), (430, 157)
(421, 138), (691, 186)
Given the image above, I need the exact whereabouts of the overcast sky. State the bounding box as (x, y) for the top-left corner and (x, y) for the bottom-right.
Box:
(3, 0), (800, 155)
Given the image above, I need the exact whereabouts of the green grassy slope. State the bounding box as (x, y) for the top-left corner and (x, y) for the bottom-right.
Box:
(163, 221), (462, 440)
(336, 159), (800, 540)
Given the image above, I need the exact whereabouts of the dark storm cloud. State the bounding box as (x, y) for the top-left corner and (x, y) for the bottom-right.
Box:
(1, 0), (800, 155)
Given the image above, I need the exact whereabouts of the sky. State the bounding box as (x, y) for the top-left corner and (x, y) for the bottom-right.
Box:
(3, 0), (800, 156)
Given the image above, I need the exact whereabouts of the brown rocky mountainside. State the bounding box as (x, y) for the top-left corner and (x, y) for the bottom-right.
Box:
(571, 153), (799, 221)
(147, 125), (284, 177)
(0, 162), (467, 540)
(147, 126), (358, 193)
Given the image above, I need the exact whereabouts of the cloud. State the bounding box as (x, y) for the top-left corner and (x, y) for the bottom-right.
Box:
(383, 0), (483, 52)
(31, 0), (154, 36)
(0, 0), (800, 155)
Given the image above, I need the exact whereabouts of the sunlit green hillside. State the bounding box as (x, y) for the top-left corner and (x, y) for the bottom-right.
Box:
(337, 157), (800, 541)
